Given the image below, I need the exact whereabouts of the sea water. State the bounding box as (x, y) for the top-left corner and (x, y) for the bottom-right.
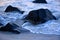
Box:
(0, 0), (60, 35)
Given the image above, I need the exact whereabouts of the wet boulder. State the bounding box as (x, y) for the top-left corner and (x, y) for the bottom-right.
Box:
(4, 5), (24, 14)
(0, 23), (20, 34)
(24, 9), (56, 25)
(32, 0), (47, 3)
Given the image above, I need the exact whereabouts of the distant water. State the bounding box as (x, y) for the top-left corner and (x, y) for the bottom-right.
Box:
(0, 0), (60, 35)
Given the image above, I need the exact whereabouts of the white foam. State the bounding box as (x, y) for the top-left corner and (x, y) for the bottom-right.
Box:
(0, 0), (60, 35)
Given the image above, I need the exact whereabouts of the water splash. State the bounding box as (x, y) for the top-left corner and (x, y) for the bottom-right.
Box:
(0, 0), (60, 35)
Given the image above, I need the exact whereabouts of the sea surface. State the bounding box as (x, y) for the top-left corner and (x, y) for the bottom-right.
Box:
(0, 0), (60, 35)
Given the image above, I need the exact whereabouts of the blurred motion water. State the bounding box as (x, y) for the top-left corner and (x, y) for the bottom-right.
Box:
(0, 0), (60, 35)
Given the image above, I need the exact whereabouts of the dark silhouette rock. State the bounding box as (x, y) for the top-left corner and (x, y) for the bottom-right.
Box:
(32, 0), (47, 3)
(0, 23), (20, 34)
(5, 5), (24, 14)
(24, 9), (56, 25)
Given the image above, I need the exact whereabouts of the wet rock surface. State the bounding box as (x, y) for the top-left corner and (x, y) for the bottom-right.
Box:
(32, 0), (47, 3)
(0, 23), (20, 34)
(5, 5), (24, 14)
(24, 9), (56, 25)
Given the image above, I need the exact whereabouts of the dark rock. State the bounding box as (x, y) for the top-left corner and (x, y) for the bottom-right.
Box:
(4, 5), (24, 14)
(0, 23), (20, 34)
(24, 9), (56, 25)
(32, 0), (47, 3)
